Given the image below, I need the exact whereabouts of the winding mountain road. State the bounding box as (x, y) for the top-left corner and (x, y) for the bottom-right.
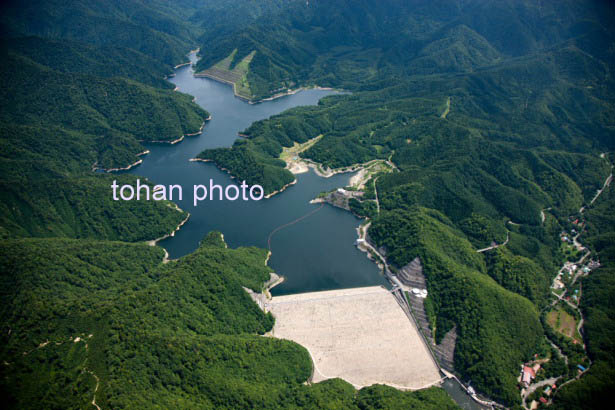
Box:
(476, 231), (509, 253)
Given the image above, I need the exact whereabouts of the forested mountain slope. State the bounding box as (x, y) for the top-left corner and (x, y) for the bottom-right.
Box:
(1, 0), (614, 408)
(3, 37), (177, 89)
(190, 0), (295, 46)
(551, 167), (615, 409)
(0, 1), (459, 408)
(0, 234), (458, 410)
(1, 49), (207, 151)
(194, 0), (615, 404)
(369, 207), (544, 404)
(0, 0), (199, 66)
(0, 43), (208, 240)
(0, 3), (209, 241)
(195, 0), (614, 99)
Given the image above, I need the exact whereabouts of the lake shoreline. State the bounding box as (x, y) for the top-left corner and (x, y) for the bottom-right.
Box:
(192, 68), (339, 104)
(93, 149), (150, 172)
(94, 113), (210, 172)
(147, 116), (210, 144)
(253, 85), (338, 104)
(147, 205), (190, 264)
(189, 158), (299, 199)
(265, 179), (297, 199)
(134, 49), (381, 298)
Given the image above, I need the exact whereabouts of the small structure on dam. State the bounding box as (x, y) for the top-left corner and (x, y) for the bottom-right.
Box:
(266, 286), (442, 390)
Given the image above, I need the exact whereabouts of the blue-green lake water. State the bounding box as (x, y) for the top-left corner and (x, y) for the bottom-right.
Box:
(128, 53), (484, 409)
(128, 54), (387, 295)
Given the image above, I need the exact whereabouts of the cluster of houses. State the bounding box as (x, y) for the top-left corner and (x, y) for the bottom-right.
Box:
(560, 216), (585, 240)
(562, 262), (582, 276)
(552, 262), (579, 290)
(530, 386), (557, 408)
(560, 226), (584, 249)
(552, 259), (600, 293)
(521, 363), (559, 409)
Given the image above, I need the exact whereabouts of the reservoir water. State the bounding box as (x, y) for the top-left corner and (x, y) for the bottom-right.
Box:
(128, 54), (484, 409)
(128, 53), (387, 295)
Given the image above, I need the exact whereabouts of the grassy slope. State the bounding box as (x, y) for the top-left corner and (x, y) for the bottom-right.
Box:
(196, 48), (256, 99)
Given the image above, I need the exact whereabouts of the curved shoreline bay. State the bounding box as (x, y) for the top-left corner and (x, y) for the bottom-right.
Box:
(127, 53), (388, 295)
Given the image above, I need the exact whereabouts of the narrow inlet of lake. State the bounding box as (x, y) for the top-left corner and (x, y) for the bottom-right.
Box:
(127, 53), (388, 295)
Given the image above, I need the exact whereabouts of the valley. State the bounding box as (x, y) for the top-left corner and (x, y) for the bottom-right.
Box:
(1, 1), (614, 409)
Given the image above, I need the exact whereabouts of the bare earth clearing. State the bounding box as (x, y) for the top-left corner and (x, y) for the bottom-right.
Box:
(547, 308), (582, 343)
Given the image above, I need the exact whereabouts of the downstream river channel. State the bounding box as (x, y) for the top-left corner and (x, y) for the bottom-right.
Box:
(128, 53), (387, 295)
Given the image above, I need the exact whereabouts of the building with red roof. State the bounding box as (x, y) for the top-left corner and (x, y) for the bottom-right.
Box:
(522, 366), (536, 386)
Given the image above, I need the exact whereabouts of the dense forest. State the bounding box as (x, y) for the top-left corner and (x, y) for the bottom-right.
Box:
(0, 12), (210, 240)
(0, 0), (202, 66)
(193, 0), (615, 406)
(0, 1), (461, 409)
(1, 0), (614, 408)
(368, 207), (544, 404)
(0, 233), (458, 409)
(194, 0), (615, 101)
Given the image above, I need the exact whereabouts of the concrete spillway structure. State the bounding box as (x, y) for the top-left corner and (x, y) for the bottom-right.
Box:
(267, 286), (442, 390)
